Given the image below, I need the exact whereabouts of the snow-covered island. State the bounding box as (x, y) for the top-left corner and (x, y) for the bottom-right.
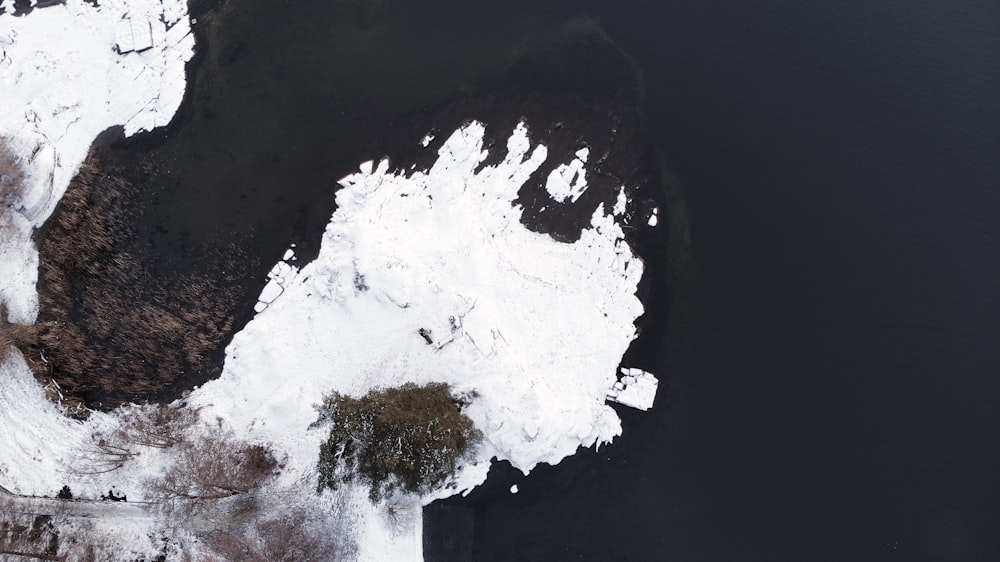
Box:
(0, 1), (660, 559)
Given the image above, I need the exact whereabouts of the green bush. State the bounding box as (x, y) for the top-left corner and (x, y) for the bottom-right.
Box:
(314, 382), (481, 502)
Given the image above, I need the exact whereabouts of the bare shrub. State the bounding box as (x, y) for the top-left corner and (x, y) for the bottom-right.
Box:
(313, 382), (482, 501)
(204, 508), (342, 562)
(71, 403), (197, 475)
(149, 433), (279, 507)
(118, 402), (199, 448)
(74, 432), (139, 475)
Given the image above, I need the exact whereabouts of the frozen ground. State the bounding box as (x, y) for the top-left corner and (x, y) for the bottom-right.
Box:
(0, 2), (658, 559)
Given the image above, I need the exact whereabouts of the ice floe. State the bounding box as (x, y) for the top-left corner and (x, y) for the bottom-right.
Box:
(544, 146), (590, 203)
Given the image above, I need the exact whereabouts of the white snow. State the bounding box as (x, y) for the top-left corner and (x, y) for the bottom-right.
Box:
(420, 133), (435, 147)
(0, 0), (194, 322)
(544, 146), (590, 203)
(0, 0), (195, 491)
(510, 484), (519, 494)
(648, 207), (659, 227)
(0, 354), (94, 495)
(613, 186), (628, 216)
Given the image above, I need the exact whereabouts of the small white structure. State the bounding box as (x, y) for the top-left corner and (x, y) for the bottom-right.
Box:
(607, 367), (658, 411)
(116, 19), (154, 54)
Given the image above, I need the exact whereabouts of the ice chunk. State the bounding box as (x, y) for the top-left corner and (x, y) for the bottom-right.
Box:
(258, 279), (283, 304)
(544, 147), (589, 203)
(608, 368), (658, 411)
(613, 187), (627, 216)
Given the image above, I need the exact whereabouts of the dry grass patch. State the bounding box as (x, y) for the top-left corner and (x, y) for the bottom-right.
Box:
(14, 150), (258, 408)
(0, 304), (40, 363)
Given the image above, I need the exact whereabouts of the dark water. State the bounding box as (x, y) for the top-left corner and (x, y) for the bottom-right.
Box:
(428, 1), (1000, 561)
(83, 0), (1000, 559)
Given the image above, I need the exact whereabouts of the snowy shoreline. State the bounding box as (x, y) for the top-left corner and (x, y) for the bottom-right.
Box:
(1, 2), (660, 559)
(0, 0), (194, 323)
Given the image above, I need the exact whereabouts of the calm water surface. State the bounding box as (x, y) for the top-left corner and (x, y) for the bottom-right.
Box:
(429, 1), (1000, 561)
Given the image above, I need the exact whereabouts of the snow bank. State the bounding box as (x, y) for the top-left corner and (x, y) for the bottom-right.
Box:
(190, 121), (646, 559)
(0, 0), (194, 322)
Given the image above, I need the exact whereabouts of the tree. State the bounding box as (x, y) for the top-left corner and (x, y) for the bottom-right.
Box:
(313, 382), (482, 502)
(149, 433), (279, 509)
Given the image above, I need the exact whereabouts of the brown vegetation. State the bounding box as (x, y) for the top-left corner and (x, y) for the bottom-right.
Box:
(0, 138), (24, 211)
(314, 382), (482, 501)
(148, 433), (279, 506)
(13, 150), (258, 408)
(203, 508), (343, 562)
(0, 304), (40, 364)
